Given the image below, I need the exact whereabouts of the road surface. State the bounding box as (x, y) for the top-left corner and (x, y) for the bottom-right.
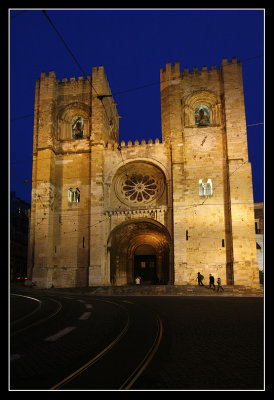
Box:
(9, 287), (264, 390)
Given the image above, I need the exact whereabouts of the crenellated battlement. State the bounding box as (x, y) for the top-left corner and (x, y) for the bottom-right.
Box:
(61, 75), (89, 83)
(38, 70), (92, 91)
(104, 137), (164, 151)
(117, 138), (163, 149)
(120, 137), (161, 147)
(38, 64), (108, 87)
(160, 57), (240, 87)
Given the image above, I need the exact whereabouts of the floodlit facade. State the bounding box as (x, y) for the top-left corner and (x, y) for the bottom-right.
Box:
(27, 58), (260, 288)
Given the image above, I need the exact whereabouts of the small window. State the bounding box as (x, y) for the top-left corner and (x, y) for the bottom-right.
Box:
(75, 188), (80, 203)
(199, 179), (205, 196)
(195, 105), (210, 126)
(68, 187), (80, 203)
(68, 188), (74, 202)
(199, 179), (213, 196)
(72, 116), (84, 139)
(206, 179), (213, 196)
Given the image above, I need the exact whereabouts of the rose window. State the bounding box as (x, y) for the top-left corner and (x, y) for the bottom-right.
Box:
(114, 162), (165, 206)
(122, 174), (158, 202)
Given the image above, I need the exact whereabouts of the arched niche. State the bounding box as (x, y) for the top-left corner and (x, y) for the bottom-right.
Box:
(57, 102), (91, 140)
(184, 90), (222, 127)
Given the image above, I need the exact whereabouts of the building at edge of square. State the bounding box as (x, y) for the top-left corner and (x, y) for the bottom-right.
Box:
(27, 58), (260, 288)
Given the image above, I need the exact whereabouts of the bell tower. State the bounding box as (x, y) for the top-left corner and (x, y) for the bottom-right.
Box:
(28, 66), (119, 288)
(160, 58), (260, 287)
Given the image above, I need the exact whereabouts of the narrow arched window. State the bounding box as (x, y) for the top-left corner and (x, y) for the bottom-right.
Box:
(195, 105), (210, 126)
(68, 188), (74, 202)
(206, 179), (213, 196)
(199, 179), (205, 196)
(75, 188), (80, 203)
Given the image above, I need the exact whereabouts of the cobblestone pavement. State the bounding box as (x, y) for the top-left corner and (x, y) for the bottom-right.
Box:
(128, 296), (264, 390)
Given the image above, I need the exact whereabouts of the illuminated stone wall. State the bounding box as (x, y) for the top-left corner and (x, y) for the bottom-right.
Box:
(160, 58), (259, 288)
(28, 67), (119, 287)
(28, 59), (260, 288)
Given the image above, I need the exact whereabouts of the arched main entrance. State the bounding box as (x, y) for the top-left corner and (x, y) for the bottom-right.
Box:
(134, 244), (157, 284)
(107, 219), (172, 285)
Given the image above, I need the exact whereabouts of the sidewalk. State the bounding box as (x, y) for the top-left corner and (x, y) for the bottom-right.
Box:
(84, 284), (264, 297)
(13, 283), (264, 297)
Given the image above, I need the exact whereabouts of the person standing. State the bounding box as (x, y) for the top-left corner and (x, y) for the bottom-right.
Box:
(135, 276), (141, 285)
(209, 274), (215, 290)
(197, 272), (204, 286)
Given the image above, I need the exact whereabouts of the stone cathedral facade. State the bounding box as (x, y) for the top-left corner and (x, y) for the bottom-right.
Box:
(27, 57), (260, 288)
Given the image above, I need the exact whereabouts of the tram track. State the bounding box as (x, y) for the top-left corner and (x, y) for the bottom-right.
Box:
(50, 299), (131, 390)
(119, 313), (163, 390)
(50, 297), (163, 390)
(10, 294), (42, 326)
(10, 291), (264, 390)
(10, 292), (163, 390)
(10, 294), (63, 337)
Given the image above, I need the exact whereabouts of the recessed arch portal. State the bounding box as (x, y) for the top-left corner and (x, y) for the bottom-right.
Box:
(107, 219), (172, 285)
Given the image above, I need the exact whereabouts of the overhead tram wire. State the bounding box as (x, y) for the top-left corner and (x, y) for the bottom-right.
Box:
(41, 10), (92, 91)
(11, 18), (263, 198)
(11, 11), (128, 226)
(41, 11), (115, 137)
(11, 13), (264, 231)
(41, 10), (128, 174)
(11, 145), (259, 236)
(10, 50), (264, 124)
(10, 10), (28, 19)
(10, 105), (265, 131)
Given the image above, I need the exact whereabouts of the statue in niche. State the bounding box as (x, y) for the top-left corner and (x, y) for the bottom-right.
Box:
(72, 116), (84, 139)
(195, 105), (210, 126)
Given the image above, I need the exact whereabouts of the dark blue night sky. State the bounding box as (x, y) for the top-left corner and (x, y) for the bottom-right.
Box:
(9, 9), (264, 205)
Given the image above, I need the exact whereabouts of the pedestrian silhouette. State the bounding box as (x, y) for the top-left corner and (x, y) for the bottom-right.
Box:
(216, 277), (224, 292)
(209, 274), (215, 290)
(197, 272), (204, 286)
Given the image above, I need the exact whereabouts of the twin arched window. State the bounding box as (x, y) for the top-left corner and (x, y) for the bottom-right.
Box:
(199, 179), (213, 196)
(68, 188), (80, 203)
